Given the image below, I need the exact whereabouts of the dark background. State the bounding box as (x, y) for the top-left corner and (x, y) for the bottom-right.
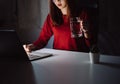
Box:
(0, 0), (120, 56)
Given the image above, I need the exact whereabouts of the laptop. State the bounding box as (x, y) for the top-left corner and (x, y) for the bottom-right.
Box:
(0, 29), (52, 61)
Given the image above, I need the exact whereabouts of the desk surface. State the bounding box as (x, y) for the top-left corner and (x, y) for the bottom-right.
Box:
(1, 48), (120, 84)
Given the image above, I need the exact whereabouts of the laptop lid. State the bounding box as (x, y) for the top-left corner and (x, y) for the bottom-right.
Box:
(0, 29), (29, 61)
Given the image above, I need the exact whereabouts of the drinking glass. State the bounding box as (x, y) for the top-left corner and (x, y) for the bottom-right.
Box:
(70, 17), (83, 38)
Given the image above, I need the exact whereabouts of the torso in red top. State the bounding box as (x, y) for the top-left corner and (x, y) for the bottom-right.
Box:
(33, 12), (91, 52)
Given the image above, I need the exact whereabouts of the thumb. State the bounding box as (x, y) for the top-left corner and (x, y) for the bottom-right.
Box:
(80, 20), (83, 29)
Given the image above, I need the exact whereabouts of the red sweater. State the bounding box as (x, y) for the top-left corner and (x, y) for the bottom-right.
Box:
(33, 12), (92, 52)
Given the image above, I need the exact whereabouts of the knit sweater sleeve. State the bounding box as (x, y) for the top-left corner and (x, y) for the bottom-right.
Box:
(33, 14), (53, 49)
(80, 10), (94, 48)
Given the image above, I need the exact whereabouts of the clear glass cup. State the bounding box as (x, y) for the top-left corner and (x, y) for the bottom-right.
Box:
(70, 17), (83, 38)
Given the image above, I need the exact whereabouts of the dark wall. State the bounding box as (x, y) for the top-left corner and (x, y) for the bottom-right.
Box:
(0, 0), (17, 28)
(98, 0), (120, 56)
(80, 0), (120, 56)
(17, 0), (49, 44)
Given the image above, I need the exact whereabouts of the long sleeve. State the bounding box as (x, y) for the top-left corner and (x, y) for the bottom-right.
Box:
(80, 10), (91, 47)
(33, 14), (53, 49)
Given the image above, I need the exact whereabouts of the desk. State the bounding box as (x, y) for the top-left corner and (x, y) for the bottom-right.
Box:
(0, 48), (120, 84)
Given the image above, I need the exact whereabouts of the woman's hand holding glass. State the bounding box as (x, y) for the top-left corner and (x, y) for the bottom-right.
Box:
(81, 20), (91, 39)
(81, 20), (89, 33)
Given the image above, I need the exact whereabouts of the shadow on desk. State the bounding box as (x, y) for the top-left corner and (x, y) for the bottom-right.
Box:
(99, 62), (120, 69)
(0, 60), (36, 84)
(99, 54), (120, 69)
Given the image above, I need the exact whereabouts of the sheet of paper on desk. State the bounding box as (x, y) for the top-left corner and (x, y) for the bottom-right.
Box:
(28, 51), (53, 61)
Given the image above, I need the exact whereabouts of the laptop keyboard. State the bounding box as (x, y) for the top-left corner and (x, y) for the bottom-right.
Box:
(28, 52), (53, 60)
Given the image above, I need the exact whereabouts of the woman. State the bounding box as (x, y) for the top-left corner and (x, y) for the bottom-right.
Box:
(24, 0), (93, 53)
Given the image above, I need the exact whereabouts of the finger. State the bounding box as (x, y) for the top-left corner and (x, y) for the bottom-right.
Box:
(23, 45), (25, 48)
(23, 45), (27, 50)
(80, 20), (83, 29)
(23, 45), (30, 52)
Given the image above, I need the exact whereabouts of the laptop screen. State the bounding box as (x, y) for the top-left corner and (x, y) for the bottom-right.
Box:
(0, 30), (29, 61)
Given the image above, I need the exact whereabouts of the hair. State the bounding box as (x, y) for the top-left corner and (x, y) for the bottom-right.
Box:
(49, 0), (83, 26)
(49, 0), (64, 26)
